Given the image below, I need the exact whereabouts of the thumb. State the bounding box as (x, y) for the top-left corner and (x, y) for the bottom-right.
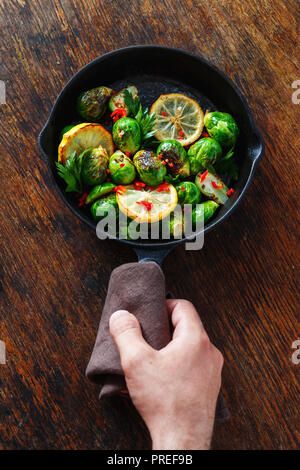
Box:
(109, 310), (152, 367)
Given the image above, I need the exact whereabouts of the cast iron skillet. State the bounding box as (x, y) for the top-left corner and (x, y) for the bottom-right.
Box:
(38, 45), (264, 264)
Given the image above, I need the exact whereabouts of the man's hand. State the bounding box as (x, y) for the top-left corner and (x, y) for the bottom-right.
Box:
(109, 299), (223, 450)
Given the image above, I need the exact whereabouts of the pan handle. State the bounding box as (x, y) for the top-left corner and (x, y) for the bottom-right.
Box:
(86, 257), (229, 422)
(133, 246), (173, 266)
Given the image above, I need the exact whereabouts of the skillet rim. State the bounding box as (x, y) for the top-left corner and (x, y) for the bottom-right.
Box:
(38, 44), (264, 250)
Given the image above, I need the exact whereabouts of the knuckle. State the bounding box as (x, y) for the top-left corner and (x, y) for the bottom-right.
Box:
(189, 331), (211, 353)
(180, 299), (194, 309)
(200, 333), (211, 349)
(214, 348), (224, 369)
(122, 350), (144, 373)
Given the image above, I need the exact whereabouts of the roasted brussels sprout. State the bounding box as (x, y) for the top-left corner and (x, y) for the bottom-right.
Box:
(113, 117), (141, 154)
(90, 193), (118, 221)
(118, 218), (141, 240)
(175, 181), (201, 206)
(133, 150), (167, 186)
(108, 85), (139, 115)
(86, 182), (116, 205)
(192, 201), (219, 225)
(204, 112), (239, 148)
(169, 213), (184, 238)
(195, 171), (229, 205)
(187, 138), (222, 174)
(109, 150), (136, 185)
(81, 146), (109, 187)
(157, 140), (190, 180)
(77, 86), (113, 121)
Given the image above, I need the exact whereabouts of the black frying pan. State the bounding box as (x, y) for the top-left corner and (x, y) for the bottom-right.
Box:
(38, 45), (264, 265)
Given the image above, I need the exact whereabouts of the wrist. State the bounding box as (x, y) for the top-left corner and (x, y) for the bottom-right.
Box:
(151, 426), (212, 450)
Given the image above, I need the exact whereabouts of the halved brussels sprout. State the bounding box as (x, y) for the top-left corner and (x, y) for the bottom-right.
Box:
(77, 86), (113, 121)
(108, 85), (139, 115)
(133, 150), (167, 186)
(169, 212), (184, 238)
(157, 140), (190, 180)
(81, 146), (109, 187)
(187, 138), (222, 174)
(204, 112), (239, 148)
(192, 201), (219, 225)
(86, 182), (116, 205)
(195, 171), (229, 205)
(175, 181), (201, 206)
(113, 117), (141, 154)
(109, 150), (136, 185)
(90, 193), (118, 221)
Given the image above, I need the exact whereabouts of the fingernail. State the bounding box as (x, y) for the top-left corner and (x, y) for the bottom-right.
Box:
(110, 310), (129, 324)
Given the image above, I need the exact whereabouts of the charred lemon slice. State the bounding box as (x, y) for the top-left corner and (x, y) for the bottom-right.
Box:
(116, 182), (178, 224)
(150, 93), (204, 146)
(58, 123), (114, 165)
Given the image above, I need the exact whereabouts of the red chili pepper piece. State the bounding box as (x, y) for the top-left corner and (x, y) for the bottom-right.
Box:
(120, 163), (125, 168)
(201, 131), (210, 138)
(157, 182), (170, 192)
(179, 130), (184, 136)
(137, 200), (152, 211)
(146, 186), (155, 191)
(200, 170), (208, 182)
(162, 161), (167, 165)
(227, 188), (235, 196)
(157, 155), (162, 159)
(162, 111), (167, 117)
(181, 187), (185, 191)
(134, 181), (146, 190)
(125, 152), (131, 157)
(169, 163), (174, 168)
(111, 108), (126, 117)
(110, 108), (127, 122)
(178, 136), (183, 140)
(113, 185), (126, 195)
(211, 181), (223, 189)
(106, 169), (110, 174)
(77, 191), (88, 207)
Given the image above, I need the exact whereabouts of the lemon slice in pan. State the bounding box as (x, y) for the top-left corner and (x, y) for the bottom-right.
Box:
(116, 182), (178, 224)
(150, 93), (204, 146)
(58, 123), (114, 165)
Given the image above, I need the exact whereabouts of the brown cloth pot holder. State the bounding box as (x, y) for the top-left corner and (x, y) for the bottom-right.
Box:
(86, 262), (229, 423)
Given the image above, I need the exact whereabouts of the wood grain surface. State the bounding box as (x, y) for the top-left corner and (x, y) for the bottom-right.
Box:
(0, 0), (299, 450)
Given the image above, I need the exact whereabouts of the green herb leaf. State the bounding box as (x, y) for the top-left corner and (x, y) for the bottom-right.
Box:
(124, 89), (157, 147)
(136, 108), (157, 146)
(124, 89), (141, 117)
(139, 110), (156, 134)
(55, 151), (83, 193)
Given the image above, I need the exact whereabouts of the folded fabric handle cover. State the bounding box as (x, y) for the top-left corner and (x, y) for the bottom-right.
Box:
(86, 262), (229, 422)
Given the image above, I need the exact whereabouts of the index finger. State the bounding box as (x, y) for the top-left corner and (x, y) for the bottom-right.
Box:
(166, 299), (206, 339)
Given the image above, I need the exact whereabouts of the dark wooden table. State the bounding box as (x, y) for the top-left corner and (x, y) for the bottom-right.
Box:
(0, 0), (299, 450)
